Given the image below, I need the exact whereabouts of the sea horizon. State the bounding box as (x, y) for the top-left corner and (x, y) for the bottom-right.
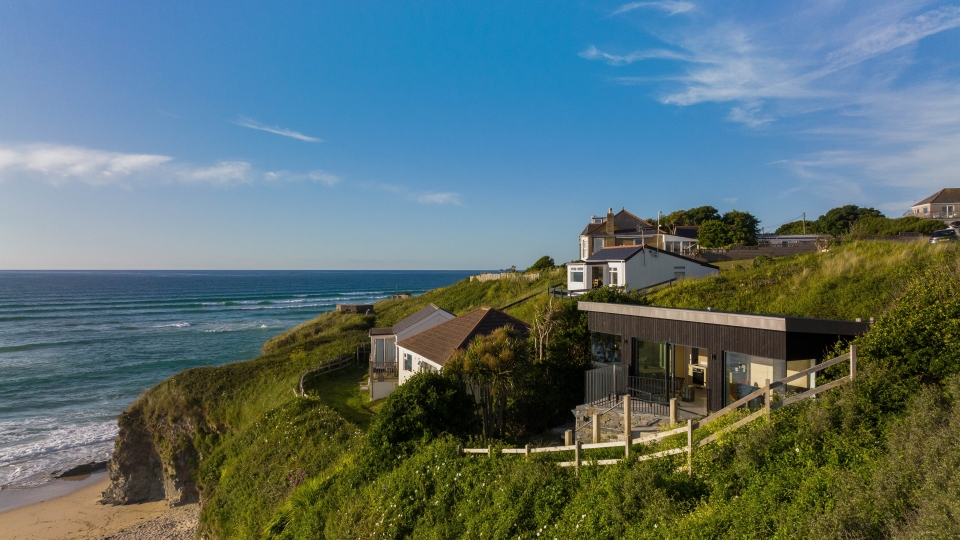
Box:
(0, 270), (477, 490)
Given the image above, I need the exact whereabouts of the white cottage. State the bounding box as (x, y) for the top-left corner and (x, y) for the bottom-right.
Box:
(367, 303), (455, 399)
(566, 245), (718, 293)
(395, 307), (529, 384)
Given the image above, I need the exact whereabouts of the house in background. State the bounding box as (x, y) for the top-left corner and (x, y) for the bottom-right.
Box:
(367, 303), (455, 399)
(566, 245), (718, 293)
(579, 208), (660, 259)
(910, 188), (960, 223)
(579, 208), (700, 260)
(396, 307), (529, 384)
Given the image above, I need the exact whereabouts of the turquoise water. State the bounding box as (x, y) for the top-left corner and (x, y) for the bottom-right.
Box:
(0, 270), (473, 488)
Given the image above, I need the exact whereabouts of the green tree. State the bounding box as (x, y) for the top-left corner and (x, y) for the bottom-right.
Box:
(367, 371), (478, 460)
(445, 326), (530, 439)
(686, 205), (722, 225)
(817, 205), (884, 236)
(698, 219), (734, 248)
(775, 220), (819, 234)
(722, 210), (760, 245)
(525, 255), (555, 272)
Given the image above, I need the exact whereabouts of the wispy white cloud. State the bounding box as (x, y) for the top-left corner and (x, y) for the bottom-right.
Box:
(0, 142), (341, 188)
(0, 143), (172, 186)
(182, 161), (253, 184)
(612, 1), (695, 16)
(416, 192), (462, 205)
(234, 115), (323, 143)
(578, 45), (693, 66)
(583, 0), (960, 196)
(264, 169), (341, 185)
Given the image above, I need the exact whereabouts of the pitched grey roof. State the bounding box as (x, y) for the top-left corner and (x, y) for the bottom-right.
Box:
(369, 303), (452, 337)
(584, 245), (645, 262)
(393, 303), (451, 334)
(915, 188), (960, 205)
(583, 245), (719, 269)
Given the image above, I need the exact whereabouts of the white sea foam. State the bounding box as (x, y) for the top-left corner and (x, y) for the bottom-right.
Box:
(0, 417), (117, 488)
(155, 322), (190, 328)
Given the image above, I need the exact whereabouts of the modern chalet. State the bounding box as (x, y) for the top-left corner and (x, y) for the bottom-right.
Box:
(578, 301), (870, 414)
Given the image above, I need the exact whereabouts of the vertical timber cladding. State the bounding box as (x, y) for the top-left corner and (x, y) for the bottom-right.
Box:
(588, 311), (788, 412)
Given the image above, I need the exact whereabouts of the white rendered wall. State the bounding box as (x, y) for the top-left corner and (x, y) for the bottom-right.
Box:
(397, 346), (445, 384)
(567, 264), (589, 291)
(623, 250), (717, 290)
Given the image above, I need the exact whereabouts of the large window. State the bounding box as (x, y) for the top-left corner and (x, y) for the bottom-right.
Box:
(590, 332), (621, 364)
(724, 352), (786, 405)
(633, 339), (670, 378)
(609, 267), (618, 286)
(570, 267), (584, 283)
(403, 353), (412, 371)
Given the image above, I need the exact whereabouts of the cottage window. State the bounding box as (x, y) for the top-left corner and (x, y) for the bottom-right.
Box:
(609, 267), (618, 286)
(403, 353), (412, 371)
(571, 267), (584, 283)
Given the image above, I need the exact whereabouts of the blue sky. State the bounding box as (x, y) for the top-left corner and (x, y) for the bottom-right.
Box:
(1, 1), (958, 269)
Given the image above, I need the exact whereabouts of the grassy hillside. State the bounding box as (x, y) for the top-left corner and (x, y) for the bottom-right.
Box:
(125, 242), (960, 539)
(253, 241), (960, 539)
(643, 240), (939, 320)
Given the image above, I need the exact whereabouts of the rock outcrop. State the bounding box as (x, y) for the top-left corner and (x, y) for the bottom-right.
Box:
(101, 407), (202, 506)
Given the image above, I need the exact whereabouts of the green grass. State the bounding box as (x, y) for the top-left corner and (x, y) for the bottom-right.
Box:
(302, 364), (383, 430)
(644, 240), (955, 320)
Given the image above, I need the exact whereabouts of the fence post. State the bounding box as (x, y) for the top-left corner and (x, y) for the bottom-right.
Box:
(850, 344), (857, 382)
(592, 413), (600, 444)
(488, 445), (493, 459)
(764, 379), (771, 423)
(457, 445), (463, 456)
(669, 398), (677, 425)
(686, 419), (694, 476)
(575, 440), (582, 473)
(623, 397), (631, 459)
(564, 429), (573, 446)
(525, 444), (530, 459)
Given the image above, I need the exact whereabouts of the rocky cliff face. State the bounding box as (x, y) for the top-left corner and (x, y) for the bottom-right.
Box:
(101, 406), (203, 507)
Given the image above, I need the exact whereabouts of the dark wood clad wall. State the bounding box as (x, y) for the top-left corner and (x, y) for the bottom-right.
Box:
(785, 332), (855, 361)
(589, 311), (789, 411)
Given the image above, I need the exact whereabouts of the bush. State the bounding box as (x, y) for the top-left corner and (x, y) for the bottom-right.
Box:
(526, 256), (555, 272)
(367, 371), (478, 459)
(698, 219), (735, 248)
(752, 255), (774, 268)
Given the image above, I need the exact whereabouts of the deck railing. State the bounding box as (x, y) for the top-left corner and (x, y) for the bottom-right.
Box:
(458, 346), (858, 474)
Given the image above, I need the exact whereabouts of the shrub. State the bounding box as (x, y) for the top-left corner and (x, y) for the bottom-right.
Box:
(526, 255), (555, 272)
(698, 219), (734, 248)
(752, 255), (774, 268)
(367, 371), (478, 459)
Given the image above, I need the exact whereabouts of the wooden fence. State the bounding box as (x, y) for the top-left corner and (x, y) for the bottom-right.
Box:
(458, 346), (858, 474)
(295, 354), (353, 397)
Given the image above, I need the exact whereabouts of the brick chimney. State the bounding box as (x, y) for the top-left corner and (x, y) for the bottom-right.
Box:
(604, 207), (616, 247)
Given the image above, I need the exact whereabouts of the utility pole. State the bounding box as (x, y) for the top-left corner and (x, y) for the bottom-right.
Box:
(657, 211), (662, 249)
(802, 212), (806, 234)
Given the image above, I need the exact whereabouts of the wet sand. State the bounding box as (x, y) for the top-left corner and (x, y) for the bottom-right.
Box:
(0, 474), (197, 540)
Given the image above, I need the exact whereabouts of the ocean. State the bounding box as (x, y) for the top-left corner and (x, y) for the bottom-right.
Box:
(0, 270), (474, 489)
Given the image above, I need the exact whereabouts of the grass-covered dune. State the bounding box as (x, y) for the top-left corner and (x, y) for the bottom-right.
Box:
(107, 243), (960, 539)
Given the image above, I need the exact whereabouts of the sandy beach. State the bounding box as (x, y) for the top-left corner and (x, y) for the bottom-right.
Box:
(0, 473), (197, 540)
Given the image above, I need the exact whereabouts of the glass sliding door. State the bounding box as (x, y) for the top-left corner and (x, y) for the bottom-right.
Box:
(631, 339), (674, 402)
